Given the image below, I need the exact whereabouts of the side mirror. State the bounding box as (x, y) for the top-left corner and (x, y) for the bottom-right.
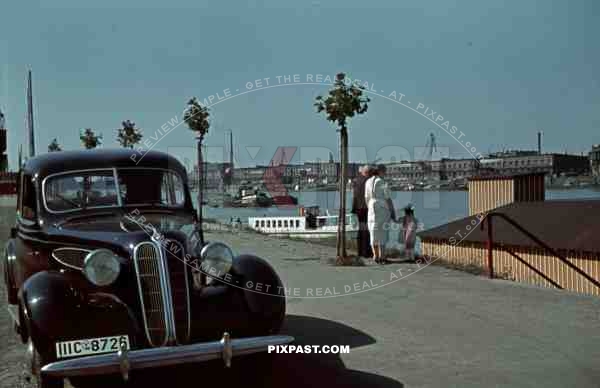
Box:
(10, 227), (17, 239)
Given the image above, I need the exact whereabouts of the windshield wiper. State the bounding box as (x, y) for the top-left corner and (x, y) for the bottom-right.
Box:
(55, 193), (83, 209)
(136, 202), (177, 211)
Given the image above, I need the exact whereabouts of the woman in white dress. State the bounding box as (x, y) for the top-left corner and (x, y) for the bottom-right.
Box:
(365, 164), (396, 264)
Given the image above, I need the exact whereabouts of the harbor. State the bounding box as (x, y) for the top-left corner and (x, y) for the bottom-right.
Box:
(1, 1), (599, 386)
(200, 187), (600, 231)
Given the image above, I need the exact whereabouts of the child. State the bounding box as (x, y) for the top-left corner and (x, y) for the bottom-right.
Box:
(402, 204), (418, 261)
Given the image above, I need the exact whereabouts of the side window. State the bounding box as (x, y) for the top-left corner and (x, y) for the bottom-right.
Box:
(20, 173), (37, 220)
(160, 172), (185, 206)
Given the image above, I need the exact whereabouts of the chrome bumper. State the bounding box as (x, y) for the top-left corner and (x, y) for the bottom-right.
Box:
(41, 332), (294, 380)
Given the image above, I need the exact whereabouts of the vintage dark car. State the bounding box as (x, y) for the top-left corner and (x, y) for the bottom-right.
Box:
(2, 149), (292, 387)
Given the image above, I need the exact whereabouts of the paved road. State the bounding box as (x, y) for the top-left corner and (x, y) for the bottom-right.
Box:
(2, 209), (600, 387)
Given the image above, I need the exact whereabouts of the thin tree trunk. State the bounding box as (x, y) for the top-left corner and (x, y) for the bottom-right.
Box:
(336, 135), (342, 259)
(197, 136), (205, 244)
(340, 127), (348, 259)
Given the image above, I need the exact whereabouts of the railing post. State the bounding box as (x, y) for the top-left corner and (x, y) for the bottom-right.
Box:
(486, 215), (494, 279)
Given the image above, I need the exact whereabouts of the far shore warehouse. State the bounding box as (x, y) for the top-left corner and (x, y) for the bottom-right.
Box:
(418, 173), (600, 296)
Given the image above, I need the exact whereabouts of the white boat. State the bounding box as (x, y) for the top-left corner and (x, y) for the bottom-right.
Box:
(248, 206), (358, 239)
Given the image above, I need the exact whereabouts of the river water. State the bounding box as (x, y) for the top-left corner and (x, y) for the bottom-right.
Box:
(203, 188), (600, 230)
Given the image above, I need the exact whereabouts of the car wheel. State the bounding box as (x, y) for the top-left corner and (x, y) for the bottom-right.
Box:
(29, 340), (64, 388)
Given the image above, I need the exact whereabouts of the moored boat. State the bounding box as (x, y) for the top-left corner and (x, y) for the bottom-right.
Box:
(270, 192), (298, 206)
(248, 206), (357, 239)
(223, 186), (273, 207)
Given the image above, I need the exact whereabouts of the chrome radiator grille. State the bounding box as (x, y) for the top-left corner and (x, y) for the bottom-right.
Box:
(166, 241), (191, 344)
(133, 241), (191, 347)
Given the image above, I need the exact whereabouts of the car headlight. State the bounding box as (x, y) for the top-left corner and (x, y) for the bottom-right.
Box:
(200, 242), (234, 284)
(83, 249), (121, 287)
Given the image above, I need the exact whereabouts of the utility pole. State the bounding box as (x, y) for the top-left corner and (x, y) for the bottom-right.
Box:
(26, 69), (35, 157)
(18, 145), (22, 170)
(0, 108), (7, 171)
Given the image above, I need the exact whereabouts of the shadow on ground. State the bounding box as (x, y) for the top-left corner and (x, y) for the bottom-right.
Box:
(100, 315), (404, 388)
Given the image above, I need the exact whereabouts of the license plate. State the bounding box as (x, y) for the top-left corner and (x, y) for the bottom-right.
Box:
(56, 335), (130, 359)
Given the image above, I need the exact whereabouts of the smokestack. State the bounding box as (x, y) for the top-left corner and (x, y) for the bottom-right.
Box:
(537, 131), (542, 155)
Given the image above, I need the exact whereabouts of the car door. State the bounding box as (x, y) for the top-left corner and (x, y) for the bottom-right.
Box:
(13, 171), (44, 288)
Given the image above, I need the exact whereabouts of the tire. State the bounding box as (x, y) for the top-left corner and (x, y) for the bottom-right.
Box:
(30, 341), (64, 388)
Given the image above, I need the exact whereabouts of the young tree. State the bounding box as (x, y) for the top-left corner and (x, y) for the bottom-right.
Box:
(80, 128), (103, 149)
(183, 97), (210, 244)
(116, 120), (143, 149)
(17, 144), (23, 169)
(48, 138), (62, 152)
(315, 73), (370, 263)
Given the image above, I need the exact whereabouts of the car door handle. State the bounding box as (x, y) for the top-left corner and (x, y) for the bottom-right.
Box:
(26, 251), (40, 257)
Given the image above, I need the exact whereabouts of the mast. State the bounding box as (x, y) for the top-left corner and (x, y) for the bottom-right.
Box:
(280, 147), (286, 166)
(26, 69), (35, 157)
(0, 108), (6, 172)
(227, 130), (234, 190)
(229, 130), (233, 170)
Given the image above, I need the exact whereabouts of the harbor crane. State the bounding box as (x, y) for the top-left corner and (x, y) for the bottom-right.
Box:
(421, 132), (437, 161)
(415, 132), (437, 179)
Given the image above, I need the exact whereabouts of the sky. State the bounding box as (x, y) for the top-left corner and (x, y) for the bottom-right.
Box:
(1, 0), (598, 169)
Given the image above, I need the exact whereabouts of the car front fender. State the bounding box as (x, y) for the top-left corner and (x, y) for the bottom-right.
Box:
(231, 254), (286, 334)
(19, 271), (81, 355)
(3, 239), (18, 305)
(19, 271), (142, 360)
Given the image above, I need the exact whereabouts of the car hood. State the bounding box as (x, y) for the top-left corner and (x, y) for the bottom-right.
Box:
(45, 213), (194, 256)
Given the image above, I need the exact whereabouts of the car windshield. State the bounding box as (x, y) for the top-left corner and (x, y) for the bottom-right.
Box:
(44, 168), (186, 212)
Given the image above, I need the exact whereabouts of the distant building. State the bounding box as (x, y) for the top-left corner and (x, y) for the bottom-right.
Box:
(479, 153), (589, 177)
(238, 166), (267, 182)
(384, 152), (589, 182)
(439, 159), (479, 180)
(191, 162), (230, 189)
(297, 161), (338, 182)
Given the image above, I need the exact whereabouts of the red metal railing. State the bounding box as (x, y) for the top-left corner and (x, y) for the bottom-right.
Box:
(480, 211), (600, 291)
